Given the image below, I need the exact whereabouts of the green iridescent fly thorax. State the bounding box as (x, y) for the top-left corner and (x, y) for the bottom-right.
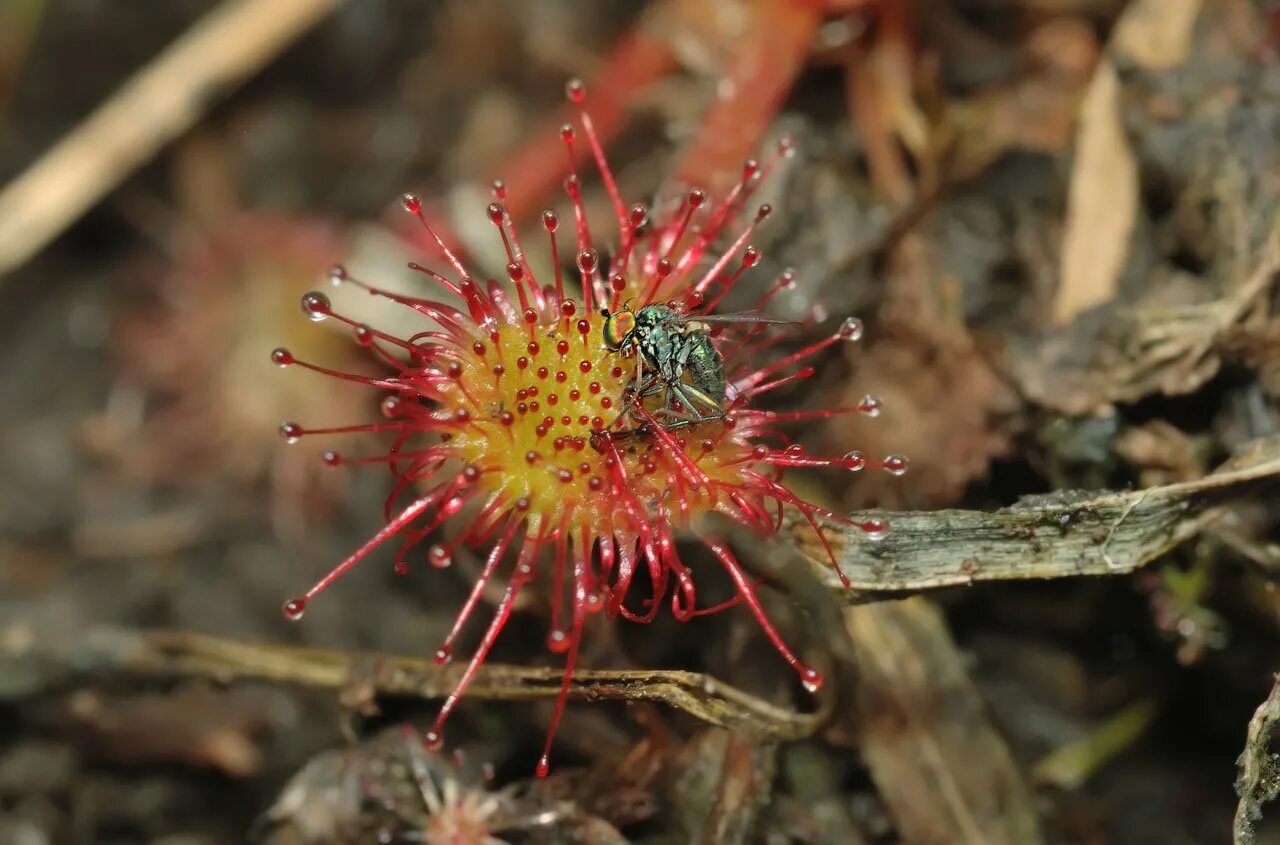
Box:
(603, 303), (791, 429)
(601, 304), (729, 428)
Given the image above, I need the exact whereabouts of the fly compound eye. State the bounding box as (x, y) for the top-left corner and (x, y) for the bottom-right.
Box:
(603, 309), (636, 350)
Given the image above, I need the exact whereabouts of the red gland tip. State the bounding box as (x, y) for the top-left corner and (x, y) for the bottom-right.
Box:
(882, 454), (909, 476)
(434, 645), (452, 665)
(279, 421), (303, 443)
(401, 193), (421, 214)
(859, 518), (890, 541)
(271, 347), (294, 366)
(536, 754), (551, 778)
(423, 729), (443, 751)
(282, 597), (308, 620)
(321, 450), (341, 466)
(300, 290), (331, 321)
(546, 629), (570, 653)
(800, 666), (824, 693)
(565, 78), (585, 103)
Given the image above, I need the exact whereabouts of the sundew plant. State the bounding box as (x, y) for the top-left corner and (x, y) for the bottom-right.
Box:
(274, 80), (905, 776)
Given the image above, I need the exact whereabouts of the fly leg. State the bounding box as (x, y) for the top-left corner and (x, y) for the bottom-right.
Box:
(615, 353), (654, 420)
(590, 377), (664, 450)
(594, 379), (728, 446)
(653, 381), (727, 432)
(600, 354), (666, 442)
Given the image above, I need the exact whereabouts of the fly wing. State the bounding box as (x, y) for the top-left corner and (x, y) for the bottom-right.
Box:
(675, 310), (795, 326)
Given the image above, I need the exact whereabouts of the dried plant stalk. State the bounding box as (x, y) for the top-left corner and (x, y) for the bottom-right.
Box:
(1235, 675), (1280, 845)
(0, 625), (827, 741)
(0, 0), (343, 276)
(792, 434), (1280, 597)
(847, 598), (1045, 845)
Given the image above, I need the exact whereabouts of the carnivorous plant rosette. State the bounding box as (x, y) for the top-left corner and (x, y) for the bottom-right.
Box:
(273, 80), (905, 775)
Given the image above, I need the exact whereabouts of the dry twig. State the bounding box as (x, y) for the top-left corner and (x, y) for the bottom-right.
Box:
(1236, 675), (1280, 845)
(846, 598), (1045, 845)
(0, 0), (343, 277)
(0, 625), (827, 742)
(790, 434), (1280, 598)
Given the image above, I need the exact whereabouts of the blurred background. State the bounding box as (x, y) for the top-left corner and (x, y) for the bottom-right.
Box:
(1, 0), (1279, 842)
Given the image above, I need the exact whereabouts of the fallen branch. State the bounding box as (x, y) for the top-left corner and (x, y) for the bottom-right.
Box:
(0, 625), (826, 742)
(846, 598), (1046, 845)
(731, 541), (1045, 843)
(0, 0), (343, 277)
(1235, 675), (1280, 845)
(789, 435), (1280, 599)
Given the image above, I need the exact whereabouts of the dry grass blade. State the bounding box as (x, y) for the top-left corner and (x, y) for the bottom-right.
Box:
(0, 625), (827, 742)
(0, 0), (343, 277)
(1053, 0), (1204, 325)
(1033, 698), (1159, 790)
(1235, 674), (1280, 844)
(847, 598), (1045, 845)
(790, 434), (1280, 598)
(1054, 57), (1136, 325)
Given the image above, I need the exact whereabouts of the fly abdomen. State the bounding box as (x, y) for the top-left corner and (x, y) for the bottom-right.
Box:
(686, 336), (726, 404)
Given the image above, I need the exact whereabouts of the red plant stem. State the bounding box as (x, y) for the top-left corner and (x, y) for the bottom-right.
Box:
(440, 515), (521, 656)
(672, 0), (820, 192)
(702, 536), (813, 682)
